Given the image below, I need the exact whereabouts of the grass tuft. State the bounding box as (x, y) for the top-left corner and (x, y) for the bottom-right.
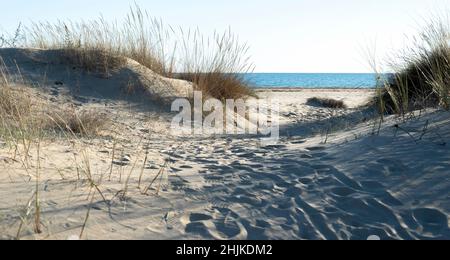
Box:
(306, 97), (347, 109)
(60, 48), (127, 78)
(375, 17), (450, 114)
(47, 109), (109, 137)
(15, 5), (254, 100)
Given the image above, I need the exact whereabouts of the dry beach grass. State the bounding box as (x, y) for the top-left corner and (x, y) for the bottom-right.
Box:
(374, 17), (450, 114)
(306, 97), (348, 109)
(19, 5), (254, 100)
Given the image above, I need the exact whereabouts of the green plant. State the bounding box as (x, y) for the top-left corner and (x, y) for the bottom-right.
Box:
(376, 17), (450, 114)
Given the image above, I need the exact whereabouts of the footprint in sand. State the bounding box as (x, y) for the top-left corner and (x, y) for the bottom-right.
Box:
(208, 197), (232, 209)
(183, 211), (248, 240)
(311, 152), (329, 157)
(306, 146), (326, 151)
(300, 154), (314, 159)
(237, 153), (256, 159)
(261, 144), (287, 150)
(112, 160), (128, 166)
(298, 177), (314, 185)
(290, 139), (306, 144)
(190, 213), (213, 222)
(169, 167), (183, 173)
(113, 154), (131, 166)
(204, 174), (225, 184)
(284, 186), (303, 198)
(413, 208), (449, 233)
(359, 181), (385, 191)
(145, 164), (159, 170)
(330, 187), (357, 197)
(168, 176), (190, 190)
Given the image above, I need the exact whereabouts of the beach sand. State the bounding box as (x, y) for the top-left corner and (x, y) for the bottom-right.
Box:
(0, 49), (449, 240)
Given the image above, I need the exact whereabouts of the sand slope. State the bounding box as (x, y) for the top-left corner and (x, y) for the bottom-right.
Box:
(0, 48), (193, 103)
(1, 109), (448, 240)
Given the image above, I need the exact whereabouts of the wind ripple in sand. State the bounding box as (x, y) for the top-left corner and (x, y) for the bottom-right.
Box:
(166, 137), (450, 240)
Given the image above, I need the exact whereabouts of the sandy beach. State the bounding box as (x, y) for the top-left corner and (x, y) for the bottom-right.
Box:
(0, 48), (449, 240)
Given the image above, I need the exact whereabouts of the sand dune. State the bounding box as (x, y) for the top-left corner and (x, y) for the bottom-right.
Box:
(0, 49), (449, 240)
(0, 48), (193, 102)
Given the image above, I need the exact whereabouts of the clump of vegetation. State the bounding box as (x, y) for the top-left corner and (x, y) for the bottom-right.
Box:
(19, 5), (254, 100)
(47, 109), (108, 137)
(175, 29), (255, 100)
(375, 18), (450, 114)
(1, 60), (107, 138)
(59, 48), (127, 78)
(0, 84), (32, 121)
(0, 59), (34, 137)
(306, 97), (347, 109)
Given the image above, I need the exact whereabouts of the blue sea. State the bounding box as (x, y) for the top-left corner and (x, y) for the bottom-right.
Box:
(244, 73), (379, 89)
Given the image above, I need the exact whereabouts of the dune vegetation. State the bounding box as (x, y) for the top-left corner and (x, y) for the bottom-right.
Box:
(1, 5), (254, 101)
(306, 97), (347, 109)
(1, 4), (449, 241)
(0, 59), (107, 140)
(375, 17), (450, 115)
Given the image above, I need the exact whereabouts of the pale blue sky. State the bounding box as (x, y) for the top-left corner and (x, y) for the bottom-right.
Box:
(0, 0), (448, 72)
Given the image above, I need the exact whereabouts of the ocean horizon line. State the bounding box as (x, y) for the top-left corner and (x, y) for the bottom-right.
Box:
(242, 73), (386, 89)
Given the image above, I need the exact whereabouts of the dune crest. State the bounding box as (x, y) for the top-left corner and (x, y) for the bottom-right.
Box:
(0, 48), (193, 103)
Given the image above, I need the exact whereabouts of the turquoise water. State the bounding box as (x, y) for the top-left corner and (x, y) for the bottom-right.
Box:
(244, 73), (379, 89)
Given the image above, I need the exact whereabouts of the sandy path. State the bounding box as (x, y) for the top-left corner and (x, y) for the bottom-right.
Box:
(0, 48), (448, 240)
(1, 109), (449, 240)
